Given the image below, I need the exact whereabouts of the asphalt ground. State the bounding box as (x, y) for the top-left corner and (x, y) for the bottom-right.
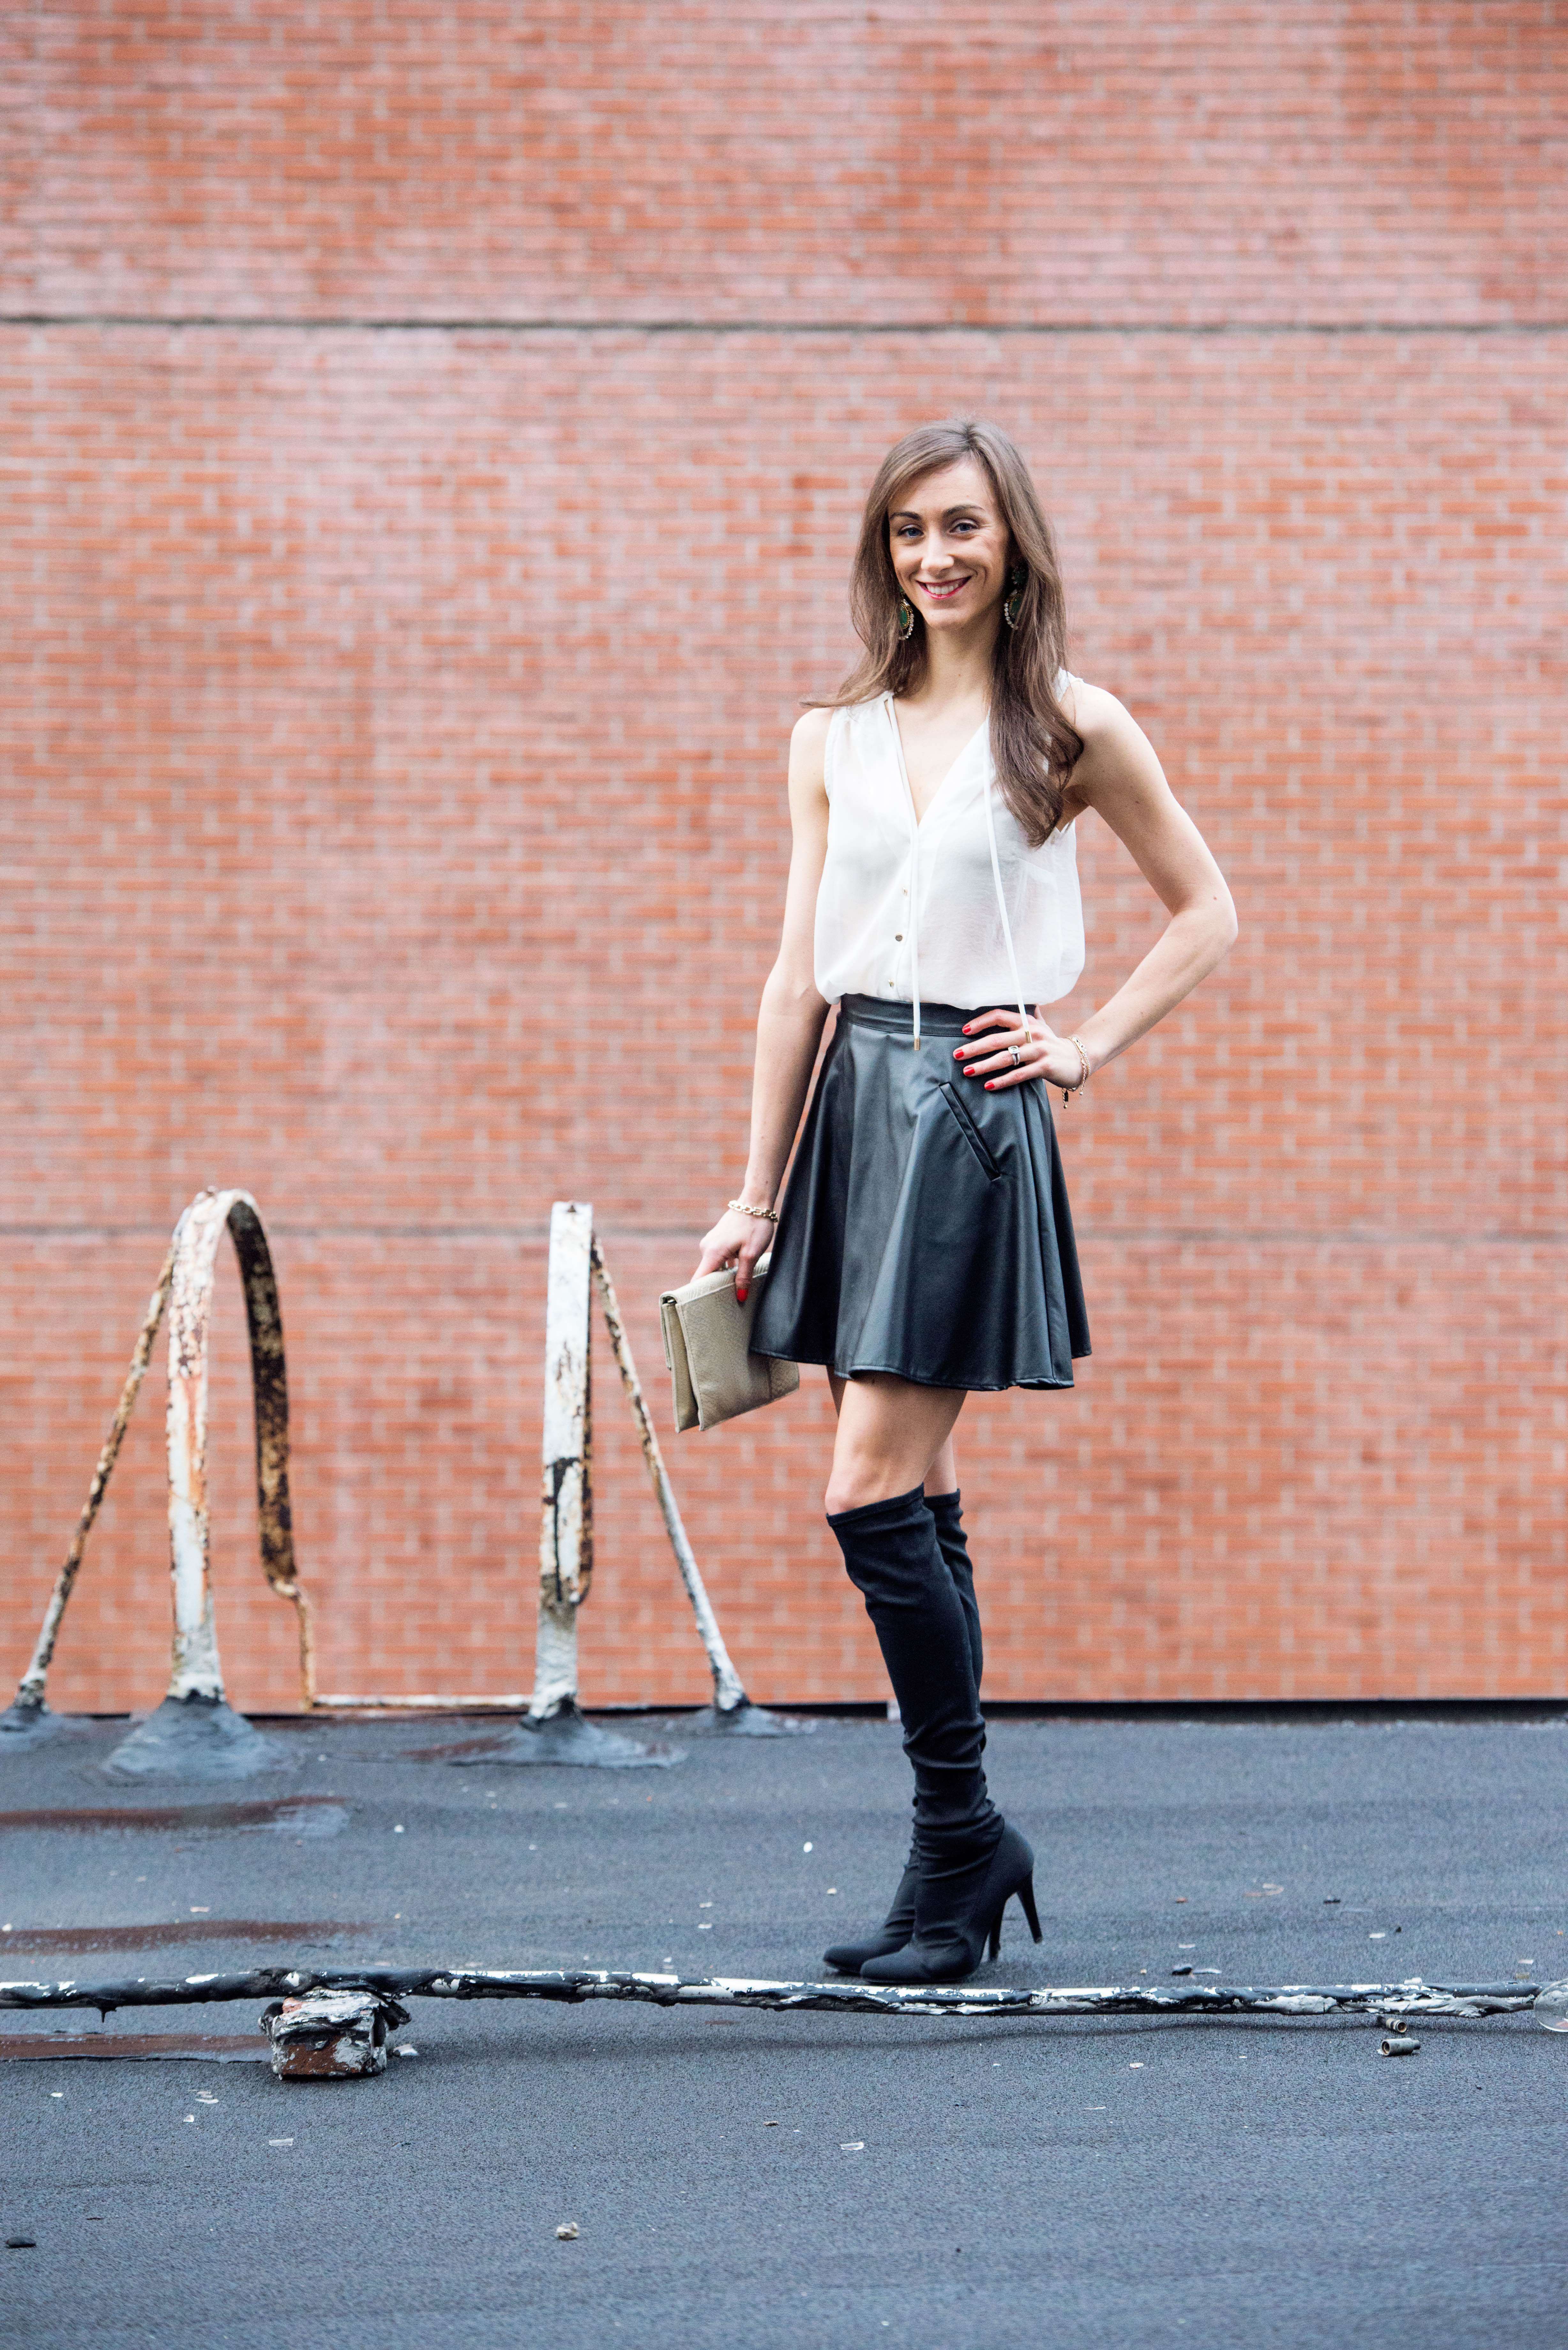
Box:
(2, 1708), (1566, 2349)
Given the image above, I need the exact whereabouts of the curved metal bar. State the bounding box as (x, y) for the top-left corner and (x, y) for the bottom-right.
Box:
(6, 1247), (177, 1717)
(0, 1967), (1548, 2024)
(224, 1198), (313, 1707)
(4, 1189), (306, 1732)
(164, 1189), (312, 1708)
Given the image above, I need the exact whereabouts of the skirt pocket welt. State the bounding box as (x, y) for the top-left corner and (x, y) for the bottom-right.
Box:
(934, 1080), (1002, 1182)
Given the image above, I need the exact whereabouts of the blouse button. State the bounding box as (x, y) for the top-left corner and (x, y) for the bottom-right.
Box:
(894, 933), (903, 942)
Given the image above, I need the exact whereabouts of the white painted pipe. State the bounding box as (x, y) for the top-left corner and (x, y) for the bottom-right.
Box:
(529, 1202), (594, 1721)
(166, 1192), (243, 1698)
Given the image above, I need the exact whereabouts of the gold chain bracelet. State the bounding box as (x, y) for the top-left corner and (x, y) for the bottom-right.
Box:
(1060, 1036), (1092, 1106)
(729, 1197), (780, 1224)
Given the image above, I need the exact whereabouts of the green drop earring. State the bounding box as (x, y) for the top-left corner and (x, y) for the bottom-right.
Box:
(896, 597), (915, 643)
(1002, 568), (1026, 631)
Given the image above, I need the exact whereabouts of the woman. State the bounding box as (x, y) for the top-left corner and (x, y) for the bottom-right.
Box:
(693, 418), (1236, 1984)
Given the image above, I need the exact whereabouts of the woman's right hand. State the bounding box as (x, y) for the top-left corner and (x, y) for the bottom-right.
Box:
(693, 1206), (775, 1303)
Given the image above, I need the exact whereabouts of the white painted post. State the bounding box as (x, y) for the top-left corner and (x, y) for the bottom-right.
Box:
(165, 1190), (237, 1701)
(529, 1202), (594, 1722)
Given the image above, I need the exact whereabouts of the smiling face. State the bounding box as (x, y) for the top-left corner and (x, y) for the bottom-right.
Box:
(887, 457), (1013, 637)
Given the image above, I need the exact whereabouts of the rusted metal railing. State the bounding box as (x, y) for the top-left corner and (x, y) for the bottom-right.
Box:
(1, 1246), (176, 1738)
(6, 1190), (760, 1769)
(160, 1189), (312, 1710)
(1, 1189), (312, 1765)
(321, 1202), (779, 1755)
(1, 1965), (1558, 2029)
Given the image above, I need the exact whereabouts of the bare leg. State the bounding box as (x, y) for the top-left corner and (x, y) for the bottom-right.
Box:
(924, 1432), (959, 1499)
(828, 1372), (958, 1499)
(823, 1372), (966, 1516)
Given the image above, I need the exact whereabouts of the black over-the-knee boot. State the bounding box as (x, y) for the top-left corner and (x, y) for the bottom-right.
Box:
(823, 1487), (984, 1974)
(825, 1484), (1039, 1984)
(831, 1482), (996, 1861)
(927, 1487), (982, 1689)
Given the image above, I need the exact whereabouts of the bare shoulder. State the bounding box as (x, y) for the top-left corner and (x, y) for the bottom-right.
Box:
(1060, 676), (1143, 756)
(791, 703), (834, 762)
(787, 704), (834, 808)
(1058, 677), (1166, 818)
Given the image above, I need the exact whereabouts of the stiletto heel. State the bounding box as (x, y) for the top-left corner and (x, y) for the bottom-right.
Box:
(987, 1913), (1003, 1962)
(1018, 1871), (1043, 1944)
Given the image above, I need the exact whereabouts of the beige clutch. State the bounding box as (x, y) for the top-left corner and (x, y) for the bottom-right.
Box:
(659, 1252), (801, 1432)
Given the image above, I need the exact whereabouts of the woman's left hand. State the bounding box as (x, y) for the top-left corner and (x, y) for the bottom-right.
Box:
(952, 1007), (1088, 1094)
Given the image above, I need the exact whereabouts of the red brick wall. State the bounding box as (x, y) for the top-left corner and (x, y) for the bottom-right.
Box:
(3, 5), (1564, 1712)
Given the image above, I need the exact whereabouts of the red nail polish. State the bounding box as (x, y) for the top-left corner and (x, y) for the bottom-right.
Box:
(736, 1287), (748, 1304)
(984, 1081), (995, 1090)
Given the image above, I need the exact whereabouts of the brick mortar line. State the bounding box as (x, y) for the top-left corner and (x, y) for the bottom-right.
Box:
(1, 315), (1565, 336)
(2, 1224), (1564, 1247)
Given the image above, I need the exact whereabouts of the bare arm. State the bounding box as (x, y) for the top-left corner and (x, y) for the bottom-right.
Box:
(959, 684), (1237, 1093)
(693, 708), (834, 1294)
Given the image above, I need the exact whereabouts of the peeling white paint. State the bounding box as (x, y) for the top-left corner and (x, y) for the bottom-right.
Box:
(529, 1202), (595, 1722)
(3, 1968), (1550, 2037)
(5, 1188), (313, 1728)
(321, 1203), (754, 1726)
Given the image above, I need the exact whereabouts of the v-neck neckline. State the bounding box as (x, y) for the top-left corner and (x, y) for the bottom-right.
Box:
(884, 694), (988, 832)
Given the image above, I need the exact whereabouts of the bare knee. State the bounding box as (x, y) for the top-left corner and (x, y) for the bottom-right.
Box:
(825, 1374), (964, 1518)
(824, 1462), (911, 1517)
(825, 1434), (924, 1517)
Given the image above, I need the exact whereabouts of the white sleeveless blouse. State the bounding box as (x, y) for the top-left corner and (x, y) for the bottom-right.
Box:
(813, 690), (1085, 1038)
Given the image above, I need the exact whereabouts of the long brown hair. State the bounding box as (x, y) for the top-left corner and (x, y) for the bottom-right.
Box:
(816, 419), (1082, 845)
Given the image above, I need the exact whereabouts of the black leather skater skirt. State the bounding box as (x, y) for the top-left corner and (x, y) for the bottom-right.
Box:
(749, 995), (1091, 1393)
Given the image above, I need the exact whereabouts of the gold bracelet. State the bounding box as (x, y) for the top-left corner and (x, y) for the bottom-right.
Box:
(728, 1197), (779, 1224)
(1060, 1036), (1092, 1106)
